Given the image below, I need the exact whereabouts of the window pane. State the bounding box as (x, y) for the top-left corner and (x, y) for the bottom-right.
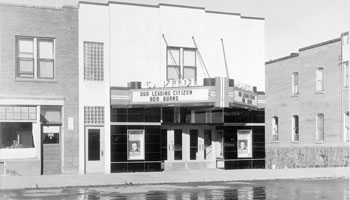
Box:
(19, 39), (33, 53)
(18, 59), (34, 76)
(38, 60), (54, 78)
(184, 67), (196, 80)
(167, 66), (180, 80)
(167, 49), (180, 66)
(38, 40), (53, 59)
(316, 69), (323, 91)
(88, 129), (100, 161)
(84, 42), (104, 81)
(317, 114), (324, 142)
(184, 50), (196, 66)
(344, 64), (349, 87)
(0, 122), (34, 149)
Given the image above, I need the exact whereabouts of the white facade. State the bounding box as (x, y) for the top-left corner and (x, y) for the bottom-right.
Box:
(78, 0), (265, 174)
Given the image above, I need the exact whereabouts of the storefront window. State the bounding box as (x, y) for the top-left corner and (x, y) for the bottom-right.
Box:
(0, 122), (34, 149)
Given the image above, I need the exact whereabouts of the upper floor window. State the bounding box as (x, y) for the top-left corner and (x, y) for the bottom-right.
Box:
(316, 68), (324, 91)
(316, 113), (324, 142)
(272, 116), (279, 142)
(292, 72), (299, 95)
(84, 42), (104, 81)
(16, 37), (54, 79)
(345, 111), (349, 142)
(167, 47), (196, 81)
(292, 115), (299, 142)
(344, 62), (349, 88)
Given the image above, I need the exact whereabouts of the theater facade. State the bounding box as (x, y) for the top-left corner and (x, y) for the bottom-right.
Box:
(109, 78), (265, 172)
(77, 0), (266, 174)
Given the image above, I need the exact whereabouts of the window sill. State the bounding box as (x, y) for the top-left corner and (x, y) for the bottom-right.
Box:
(291, 141), (300, 143)
(15, 78), (57, 83)
(271, 141), (279, 143)
(315, 90), (324, 94)
(315, 141), (325, 144)
(291, 94), (299, 97)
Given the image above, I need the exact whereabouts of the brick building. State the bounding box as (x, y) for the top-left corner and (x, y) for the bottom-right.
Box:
(265, 33), (349, 168)
(0, 3), (79, 175)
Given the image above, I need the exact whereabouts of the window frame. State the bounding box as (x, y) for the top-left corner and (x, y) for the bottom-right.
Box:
(83, 41), (104, 81)
(344, 62), (349, 88)
(344, 111), (349, 142)
(292, 72), (299, 96)
(16, 37), (35, 78)
(316, 113), (324, 143)
(37, 38), (55, 79)
(182, 48), (197, 81)
(166, 46), (197, 81)
(16, 36), (55, 80)
(316, 67), (324, 92)
(272, 116), (279, 142)
(292, 115), (299, 142)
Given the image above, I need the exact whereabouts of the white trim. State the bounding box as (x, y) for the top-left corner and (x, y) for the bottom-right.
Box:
(0, 98), (64, 105)
(0, 148), (37, 159)
(224, 123), (265, 126)
(110, 122), (161, 126)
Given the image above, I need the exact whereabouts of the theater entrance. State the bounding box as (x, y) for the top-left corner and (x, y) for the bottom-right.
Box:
(162, 125), (216, 170)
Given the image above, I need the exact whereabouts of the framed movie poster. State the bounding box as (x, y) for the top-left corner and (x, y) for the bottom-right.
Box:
(127, 129), (145, 160)
(237, 130), (252, 158)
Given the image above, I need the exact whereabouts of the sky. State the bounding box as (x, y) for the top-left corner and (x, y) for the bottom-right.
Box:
(1, 0), (349, 61)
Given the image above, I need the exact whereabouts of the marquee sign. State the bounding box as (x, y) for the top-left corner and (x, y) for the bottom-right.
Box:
(132, 88), (209, 104)
(142, 79), (197, 88)
(233, 90), (257, 106)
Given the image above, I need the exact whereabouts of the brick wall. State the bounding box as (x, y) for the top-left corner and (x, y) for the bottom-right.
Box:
(0, 4), (79, 174)
(4, 160), (41, 176)
(265, 40), (346, 145)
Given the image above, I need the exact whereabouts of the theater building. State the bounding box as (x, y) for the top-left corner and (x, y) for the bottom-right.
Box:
(265, 33), (349, 168)
(79, 0), (265, 173)
(0, 4), (79, 175)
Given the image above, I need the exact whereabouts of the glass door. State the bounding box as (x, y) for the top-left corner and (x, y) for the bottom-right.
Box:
(85, 127), (104, 173)
(216, 130), (223, 159)
(189, 129), (198, 160)
(204, 129), (212, 160)
(174, 129), (182, 160)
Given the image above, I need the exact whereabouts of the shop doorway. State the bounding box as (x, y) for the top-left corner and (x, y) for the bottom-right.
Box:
(164, 126), (215, 169)
(85, 127), (104, 174)
(42, 125), (61, 175)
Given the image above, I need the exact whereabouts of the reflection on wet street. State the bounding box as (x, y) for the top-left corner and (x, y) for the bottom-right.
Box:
(1, 178), (348, 200)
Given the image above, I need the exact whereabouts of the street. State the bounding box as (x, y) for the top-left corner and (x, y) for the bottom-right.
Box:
(1, 178), (348, 200)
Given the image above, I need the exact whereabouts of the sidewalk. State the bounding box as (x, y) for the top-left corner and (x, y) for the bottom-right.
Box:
(1, 167), (349, 190)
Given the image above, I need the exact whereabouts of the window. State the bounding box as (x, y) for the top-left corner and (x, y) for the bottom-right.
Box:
(292, 115), (299, 142)
(316, 68), (324, 91)
(84, 106), (104, 125)
(167, 47), (197, 81)
(16, 37), (54, 79)
(292, 72), (299, 95)
(167, 48), (181, 80)
(183, 49), (196, 80)
(272, 116), (279, 141)
(84, 42), (104, 81)
(344, 62), (349, 88)
(0, 122), (34, 149)
(0, 106), (36, 120)
(316, 113), (324, 142)
(345, 111), (349, 142)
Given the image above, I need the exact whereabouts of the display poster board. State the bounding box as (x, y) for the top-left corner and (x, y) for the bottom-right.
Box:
(127, 129), (145, 160)
(237, 130), (252, 158)
(132, 88), (209, 104)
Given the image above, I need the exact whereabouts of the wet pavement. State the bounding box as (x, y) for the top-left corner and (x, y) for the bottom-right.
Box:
(1, 178), (348, 199)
